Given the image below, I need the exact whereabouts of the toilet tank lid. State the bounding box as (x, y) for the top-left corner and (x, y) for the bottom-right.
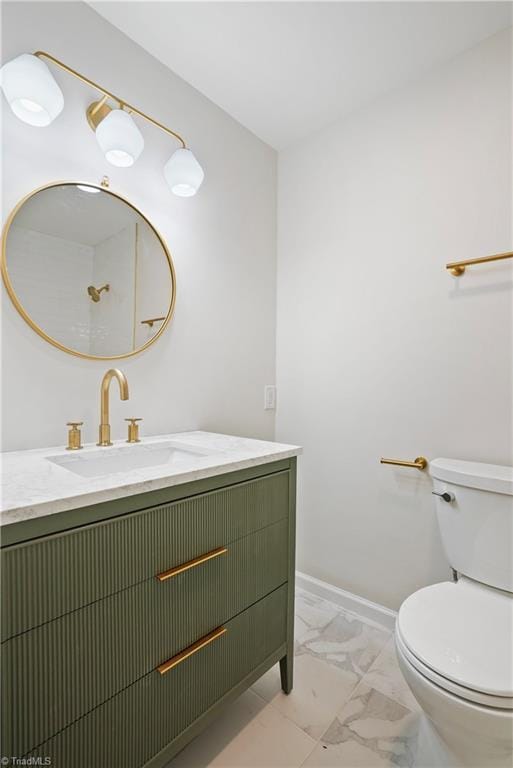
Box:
(430, 458), (513, 495)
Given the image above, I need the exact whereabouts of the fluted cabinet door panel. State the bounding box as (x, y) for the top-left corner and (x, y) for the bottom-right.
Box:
(28, 586), (288, 768)
(1, 470), (289, 640)
(1, 519), (288, 757)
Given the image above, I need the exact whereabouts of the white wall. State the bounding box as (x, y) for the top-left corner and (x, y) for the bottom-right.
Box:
(1, 1), (277, 451)
(276, 29), (512, 610)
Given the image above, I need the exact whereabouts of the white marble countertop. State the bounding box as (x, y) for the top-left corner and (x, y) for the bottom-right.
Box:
(0, 431), (301, 527)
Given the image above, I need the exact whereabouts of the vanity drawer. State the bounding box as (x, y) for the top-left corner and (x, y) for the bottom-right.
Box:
(1, 469), (289, 640)
(27, 585), (287, 768)
(1, 520), (288, 757)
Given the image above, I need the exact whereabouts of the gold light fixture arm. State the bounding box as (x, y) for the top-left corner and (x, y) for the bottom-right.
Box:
(380, 456), (428, 470)
(446, 250), (513, 277)
(33, 51), (187, 148)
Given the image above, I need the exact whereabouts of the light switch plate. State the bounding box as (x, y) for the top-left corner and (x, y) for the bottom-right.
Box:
(264, 385), (277, 410)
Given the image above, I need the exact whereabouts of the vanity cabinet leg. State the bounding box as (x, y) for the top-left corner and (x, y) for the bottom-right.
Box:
(280, 653), (293, 694)
(280, 457), (296, 695)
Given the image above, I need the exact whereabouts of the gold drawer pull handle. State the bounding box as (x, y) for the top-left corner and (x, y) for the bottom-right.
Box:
(380, 456), (428, 470)
(156, 546), (228, 582)
(157, 627), (227, 675)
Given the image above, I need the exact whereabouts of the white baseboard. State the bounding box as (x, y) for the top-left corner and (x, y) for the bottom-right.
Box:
(295, 570), (397, 631)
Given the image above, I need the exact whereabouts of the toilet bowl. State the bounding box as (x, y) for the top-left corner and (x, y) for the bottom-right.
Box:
(395, 458), (513, 768)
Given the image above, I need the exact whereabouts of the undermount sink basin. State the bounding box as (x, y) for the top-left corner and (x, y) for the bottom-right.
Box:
(47, 441), (217, 478)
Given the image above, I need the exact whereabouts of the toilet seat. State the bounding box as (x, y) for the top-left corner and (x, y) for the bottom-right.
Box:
(397, 577), (513, 710)
(396, 625), (513, 709)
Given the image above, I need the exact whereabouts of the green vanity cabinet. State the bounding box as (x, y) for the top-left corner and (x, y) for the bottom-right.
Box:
(1, 458), (296, 768)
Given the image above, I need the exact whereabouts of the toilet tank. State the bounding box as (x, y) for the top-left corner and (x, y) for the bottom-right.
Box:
(430, 459), (513, 593)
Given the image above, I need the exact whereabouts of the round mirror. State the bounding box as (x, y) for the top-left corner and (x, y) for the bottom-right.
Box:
(1, 182), (176, 359)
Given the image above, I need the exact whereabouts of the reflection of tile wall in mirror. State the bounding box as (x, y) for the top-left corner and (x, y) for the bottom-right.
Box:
(8, 225), (94, 354)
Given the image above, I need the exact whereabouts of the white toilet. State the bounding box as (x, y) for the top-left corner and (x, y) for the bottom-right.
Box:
(395, 458), (513, 768)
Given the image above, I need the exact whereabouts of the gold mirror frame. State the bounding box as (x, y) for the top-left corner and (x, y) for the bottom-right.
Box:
(1, 181), (176, 360)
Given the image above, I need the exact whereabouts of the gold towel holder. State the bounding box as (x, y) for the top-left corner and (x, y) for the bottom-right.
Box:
(446, 250), (513, 277)
(141, 316), (166, 328)
(380, 456), (428, 470)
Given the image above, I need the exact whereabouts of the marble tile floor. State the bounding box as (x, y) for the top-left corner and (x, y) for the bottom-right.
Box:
(167, 588), (421, 768)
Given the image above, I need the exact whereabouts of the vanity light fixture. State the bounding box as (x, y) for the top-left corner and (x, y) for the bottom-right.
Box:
(0, 51), (204, 196)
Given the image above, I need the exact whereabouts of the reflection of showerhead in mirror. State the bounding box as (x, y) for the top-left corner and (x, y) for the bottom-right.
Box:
(87, 283), (110, 302)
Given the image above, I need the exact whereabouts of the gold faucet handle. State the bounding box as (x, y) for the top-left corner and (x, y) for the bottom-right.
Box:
(66, 422), (83, 451)
(125, 418), (142, 443)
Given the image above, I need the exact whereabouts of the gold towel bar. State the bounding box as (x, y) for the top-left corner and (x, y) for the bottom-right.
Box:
(446, 251), (513, 277)
(157, 627), (227, 676)
(380, 456), (428, 470)
(156, 546), (228, 582)
(141, 317), (166, 328)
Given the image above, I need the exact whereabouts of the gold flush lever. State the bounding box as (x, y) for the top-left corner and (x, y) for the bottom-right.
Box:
(125, 418), (142, 443)
(66, 422), (83, 451)
(380, 456), (428, 470)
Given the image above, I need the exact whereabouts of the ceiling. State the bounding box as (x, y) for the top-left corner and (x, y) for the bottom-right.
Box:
(90, 2), (512, 149)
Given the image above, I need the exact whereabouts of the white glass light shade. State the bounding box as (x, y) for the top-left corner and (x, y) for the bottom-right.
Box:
(95, 109), (144, 167)
(0, 53), (64, 127)
(164, 148), (204, 197)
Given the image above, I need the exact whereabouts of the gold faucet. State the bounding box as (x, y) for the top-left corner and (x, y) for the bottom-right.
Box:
(97, 369), (129, 446)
